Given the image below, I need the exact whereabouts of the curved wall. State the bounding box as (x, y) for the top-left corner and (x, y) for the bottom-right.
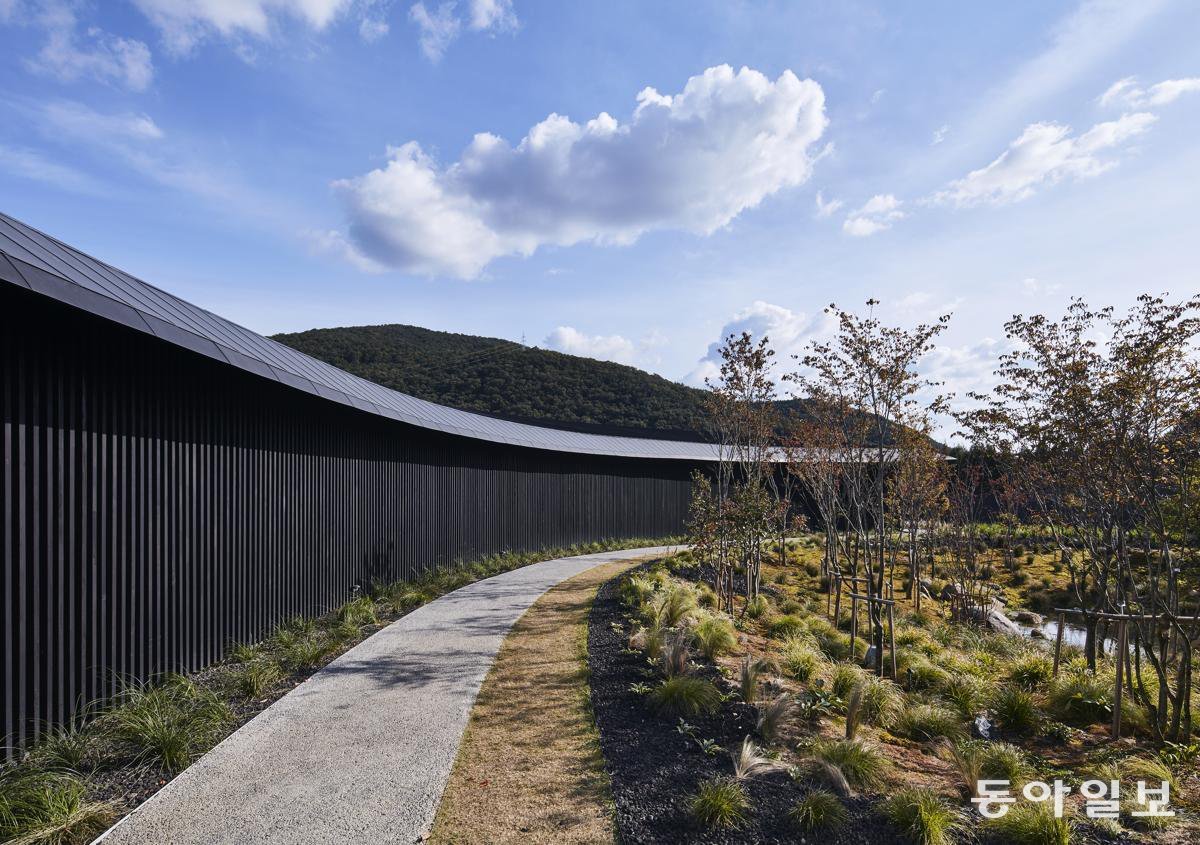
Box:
(2, 284), (699, 751)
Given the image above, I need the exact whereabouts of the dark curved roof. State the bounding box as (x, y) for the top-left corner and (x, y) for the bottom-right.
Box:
(0, 211), (721, 460)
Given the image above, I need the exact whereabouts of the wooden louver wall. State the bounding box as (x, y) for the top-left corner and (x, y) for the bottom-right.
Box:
(1, 285), (696, 753)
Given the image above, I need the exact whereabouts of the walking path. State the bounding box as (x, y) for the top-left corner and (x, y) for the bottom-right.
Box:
(96, 546), (678, 845)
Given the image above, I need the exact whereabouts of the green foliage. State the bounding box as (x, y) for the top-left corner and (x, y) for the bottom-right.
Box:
(648, 676), (722, 718)
(780, 636), (824, 682)
(744, 595), (769, 620)
(941, 675), (992, 719)
(986, 803), (1071, 845)
(336, 596), (378, 627)
(1008, 654), (1053, 691)
(232, 661), (281, 699)
(991, 687), (1041, 735)
(657, 584), (698, 627)
(788, 789), (847, 832)
(692, 616), (736, 660)
(895, 704), (966, 743)
(1046, 672), (1112, 726)
(883, 788), (960, 845)
(227, 641), (259, 663)
(0, 771), (116, 845)
(30, 716), (94, 773)
(620, 574), (658, 610)
(807, 738), (889, 789)
(855, 675), (905, 729)
(830, 663), (867, 699)
(768, 614), (804, 639)
(280, 635), (330, 672)
(739, 656), (772, 704)
(689, 777), (749, 829)
(107, 679), (231, 772)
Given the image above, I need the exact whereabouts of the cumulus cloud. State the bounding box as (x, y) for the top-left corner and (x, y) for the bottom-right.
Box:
(544, 326), (638, 364)
(842, 193), (904, 236)
(359, 16), (389, 41)
(932, 112), (1156, 207)
(409, 0), (516, 61)
(331, 65), (829, 278)
(1098, 75), (1200, 109)
(14, 1), (154, 90)
(814, 190), (843, 218)
(686, 300), (834, 386)
(130, 0), (353, 54)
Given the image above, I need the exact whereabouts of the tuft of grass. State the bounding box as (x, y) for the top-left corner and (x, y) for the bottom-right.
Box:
(807, 738), (889, 790)
(231, 661), (281, 699)
(789, 789), (847, 832)
(657, 584), (698, 627)
(768, 615), (805, 639)
(744, 595), (769, 619)
(855, 675), (905, 729)
(941, 674), (992, 719)
(647, 676), (722, 719)
(692, 616), (736, 660)
(0, 771), (117, 845)
(619, 574), (658, 609)
(1119, 755), (1176, 795)
(738, 656), (772, 704)
(1008, 654), (1053, 691)
(992, 687), (1041, 735)
(895, 704), (966, 743)
(780, 636), (824, 682)
(830, 663), (867, 699)
(336, 596), (378, 627)
(690, 777), (749, 829)
(986, 802), (1071, 845)
(756, 694), (795, 744)
(730, 736), (779, 780)
(1046, 672), (1111, 726)
(227, 641), (259, 663)
(280, 635), (330, 671)
(660, 634), (692, 678)
(107, 679), (231, 772)
(31, 714), (96, 772)
(883, 788), (960, 845)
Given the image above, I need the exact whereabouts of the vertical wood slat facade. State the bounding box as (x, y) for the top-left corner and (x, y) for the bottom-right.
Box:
(2, 285), (699, 754)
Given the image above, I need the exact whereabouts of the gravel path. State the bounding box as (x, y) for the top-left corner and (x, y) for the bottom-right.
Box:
(95, 546), (679, 845)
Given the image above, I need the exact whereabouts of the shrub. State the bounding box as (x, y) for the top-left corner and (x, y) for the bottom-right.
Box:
(336, 596), (377, 627)
(789, 789), (847, 832)
(768, 615), (805, 639)
(0, 771), (117, 845)
(986, 802), (1071, 845)
(697, 584), (718, 609)
(780, 598), (803, 615)
(807, 738), (889, 790)
(804, 561), (822, 577)
(884, 788), (960, 845)
(693, 616), (736, 660)
(1008, 655), (1054, 691)
(830, 663), (867, 699)
(730, 736), (779, 779)
(108, 680), (231, 772)
(756, 694), (795, 744)
(690, 778), (749, 829)
(648, 676), (721, 718)
(233, 661), (281, 699)
(31, 715), (96, 772)
(658, 584), (699, 627)
(744, 595), (769, 619)
(856, 675), (905, 729)
(1046, 672), (1112, 726)
(619, 574), (657, 609)
(739, 656), (772, 704)
(992, 687), (1041, 735)
(895, 704), (966, 743)
(781, 637), (824, 682)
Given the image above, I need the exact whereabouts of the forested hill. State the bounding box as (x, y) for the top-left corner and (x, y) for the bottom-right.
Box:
(271, 323), (724, 439)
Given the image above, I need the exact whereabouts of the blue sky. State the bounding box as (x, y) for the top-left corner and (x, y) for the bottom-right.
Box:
(2, 0), (1198, 417)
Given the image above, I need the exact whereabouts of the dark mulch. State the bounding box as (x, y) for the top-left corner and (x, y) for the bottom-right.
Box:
(587, 565), (899, 844)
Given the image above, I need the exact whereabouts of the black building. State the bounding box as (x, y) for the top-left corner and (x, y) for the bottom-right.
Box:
(0, 212), (717, 751)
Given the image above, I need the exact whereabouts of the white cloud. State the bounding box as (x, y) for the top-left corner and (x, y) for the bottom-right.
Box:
(932, 124), (949, 144)
(1021, 276), (1061, 296)
(1098, 75), (1200, 108)
(16, 1), (153, 90)
(933, 112), (1156, 207)
(408, 2), (459, 61)
(0, 143), (106, 193)
(41, 100), (164, 141)
(544, 326), (638, 364)
(331, 64), (829, 278)
(468, 0), (516, 32)
(359, 16), (389, 41)
(686, 300), (834, 386)
(130, 0), (353, 54)
(842, 193), (905, 236)
(814, 190), (843, 218)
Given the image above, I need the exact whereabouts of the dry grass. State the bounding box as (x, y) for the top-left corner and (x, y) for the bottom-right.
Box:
(428, 558), (644, 845)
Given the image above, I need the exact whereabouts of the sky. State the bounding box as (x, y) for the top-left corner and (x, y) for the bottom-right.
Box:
(2, 0), (1199, 433)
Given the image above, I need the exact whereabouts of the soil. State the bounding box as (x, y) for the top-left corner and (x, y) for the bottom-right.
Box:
(587, 564), (899, 844)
